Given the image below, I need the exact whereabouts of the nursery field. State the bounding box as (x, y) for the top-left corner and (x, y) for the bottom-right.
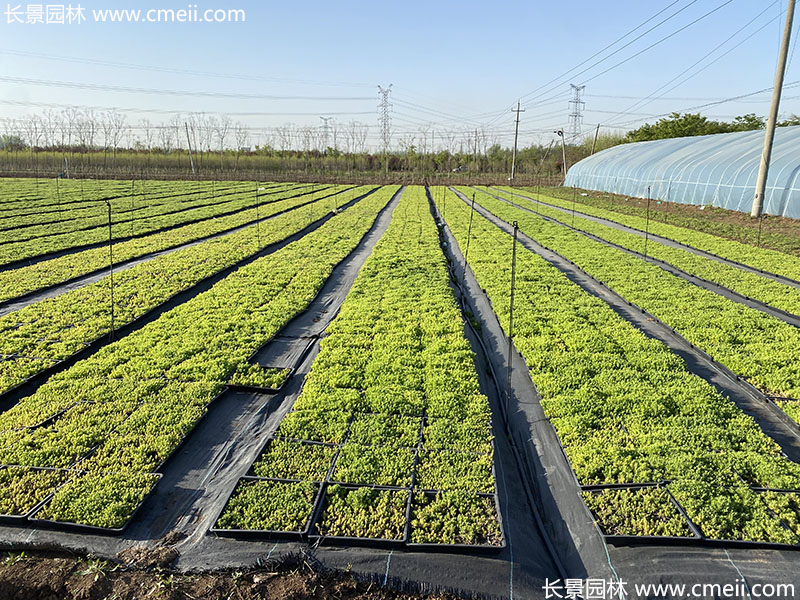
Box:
(0, 177), (799, 591)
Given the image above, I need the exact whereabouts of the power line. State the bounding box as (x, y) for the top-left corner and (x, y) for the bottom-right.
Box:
(524, 0), (736, 111)
(603, 2), (782, 126)
(520, 0), (701, 107)
(0, 49), (372, 88)
(0, 76), (374, 101)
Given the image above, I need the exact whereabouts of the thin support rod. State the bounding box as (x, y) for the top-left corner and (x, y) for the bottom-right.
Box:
(644, 186), (652, 259)
(505, 221), (519, 425)
(465, 192), (477, 267)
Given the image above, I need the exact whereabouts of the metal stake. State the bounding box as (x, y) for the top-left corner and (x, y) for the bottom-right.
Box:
(644, 186), (652, 259)
(505, 221), (519, 423)
(465, 192), (476, 268)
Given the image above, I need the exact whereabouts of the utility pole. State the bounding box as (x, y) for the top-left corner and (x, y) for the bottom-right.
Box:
(590, 124), (601, 155)
(752, 0), (795, 218)
(555, 129), (567, 182)
(510, 101), (525, 183)
(378, 84), (393, 177)
(185, 122), (196, 176)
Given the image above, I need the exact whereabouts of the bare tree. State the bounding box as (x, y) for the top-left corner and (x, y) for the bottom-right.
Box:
(22, 114), (42, 150)
(275, 124), (294, 152)
(214, 114), (232, 152)
(107, 111), (127, 156)
(299, 126), (313, 152)
(234, 123), (249, 150)
(350, 121), (368, 154)
(139, 118), (154, 151)
(42, 110), (59, 147)
(62, 107), (80, 146)
(75, 110), (98, 149)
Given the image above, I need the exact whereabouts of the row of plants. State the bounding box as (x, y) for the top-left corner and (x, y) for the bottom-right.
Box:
(487, 187), (800, 318)
(0, 177), (155, 215)
(0, 183), (255, 244)
(0, 180), (260, 231)
(0, 183), (342, 302)
(0, 180), (253, 238)
(504, 186), (800, 284)
(436, 186), (800, 544)
(215, 186), (503, 547)
(0, 185), (366, 397)
(0, 185), (399, 529)
(0, 183), (319, 267)
(461, 188), (800, 420)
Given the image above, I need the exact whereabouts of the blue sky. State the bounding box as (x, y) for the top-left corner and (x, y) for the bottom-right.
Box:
(1, 0), (798, 150)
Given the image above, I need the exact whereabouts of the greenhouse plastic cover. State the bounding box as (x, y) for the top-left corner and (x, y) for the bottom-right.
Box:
(564, 125), (800, 218)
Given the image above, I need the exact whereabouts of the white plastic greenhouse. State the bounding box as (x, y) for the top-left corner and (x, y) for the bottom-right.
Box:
(564, 125), (800, 219)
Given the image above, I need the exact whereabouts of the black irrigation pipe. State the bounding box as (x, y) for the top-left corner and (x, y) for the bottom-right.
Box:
(479, 188), (800, 329)
(0, 185), (361, 315)
(490, 186), (800, 290)
(0, 184), (329, 273)
(449, 187), (800, 460)
(0, 186), (381, 414)
(425, 186), (566, 578)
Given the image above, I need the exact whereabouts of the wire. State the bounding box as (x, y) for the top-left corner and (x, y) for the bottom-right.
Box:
(579, 0), (738, 86)
(611, 80), (800, 127)
(524, 0), (737, 112)
(0, 99), (375, 117)
(520, 0), (702, 106)
(518, 0), (690, 104)
(0, 49), (372, 88)
(0, 76), (374, 101)
(603, 2), (781, 125)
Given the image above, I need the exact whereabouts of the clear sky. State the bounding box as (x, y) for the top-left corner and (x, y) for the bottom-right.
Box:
(1, 0), (798, 151)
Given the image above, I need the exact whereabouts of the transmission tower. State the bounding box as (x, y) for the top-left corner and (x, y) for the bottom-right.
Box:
(378, 84), (392, 173)
(320, 116), (333, 152)
(568, 84), (586, 141)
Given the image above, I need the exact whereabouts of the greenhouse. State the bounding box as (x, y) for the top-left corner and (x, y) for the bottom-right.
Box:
(564, 125), (800, 219)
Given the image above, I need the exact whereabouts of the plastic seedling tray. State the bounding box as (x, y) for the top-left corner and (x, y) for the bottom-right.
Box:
(28, 472), (162, 536)
(406, 491), (506, 554)
(328, 445), (417, 490)
(209, 476), (323, 541)
(0, 466), (79, 525)
(581, 484), (702, 545)
(226, 367), (295, 394)
(684, 488), (800, 550)
(246, 437), (339, 482)
(308, 483), (411, 549)
(413, 448), (497, 496)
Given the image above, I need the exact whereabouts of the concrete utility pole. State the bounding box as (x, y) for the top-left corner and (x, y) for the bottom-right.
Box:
(590, 123), (601, 155)
(556, 129), (567, 181)
(752, 0), (796, 218)
(510, 101), (525, 182)
(185, 122), (196, 175)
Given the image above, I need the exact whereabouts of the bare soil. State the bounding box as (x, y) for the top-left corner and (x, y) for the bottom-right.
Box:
(0, 550), (458, 600)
